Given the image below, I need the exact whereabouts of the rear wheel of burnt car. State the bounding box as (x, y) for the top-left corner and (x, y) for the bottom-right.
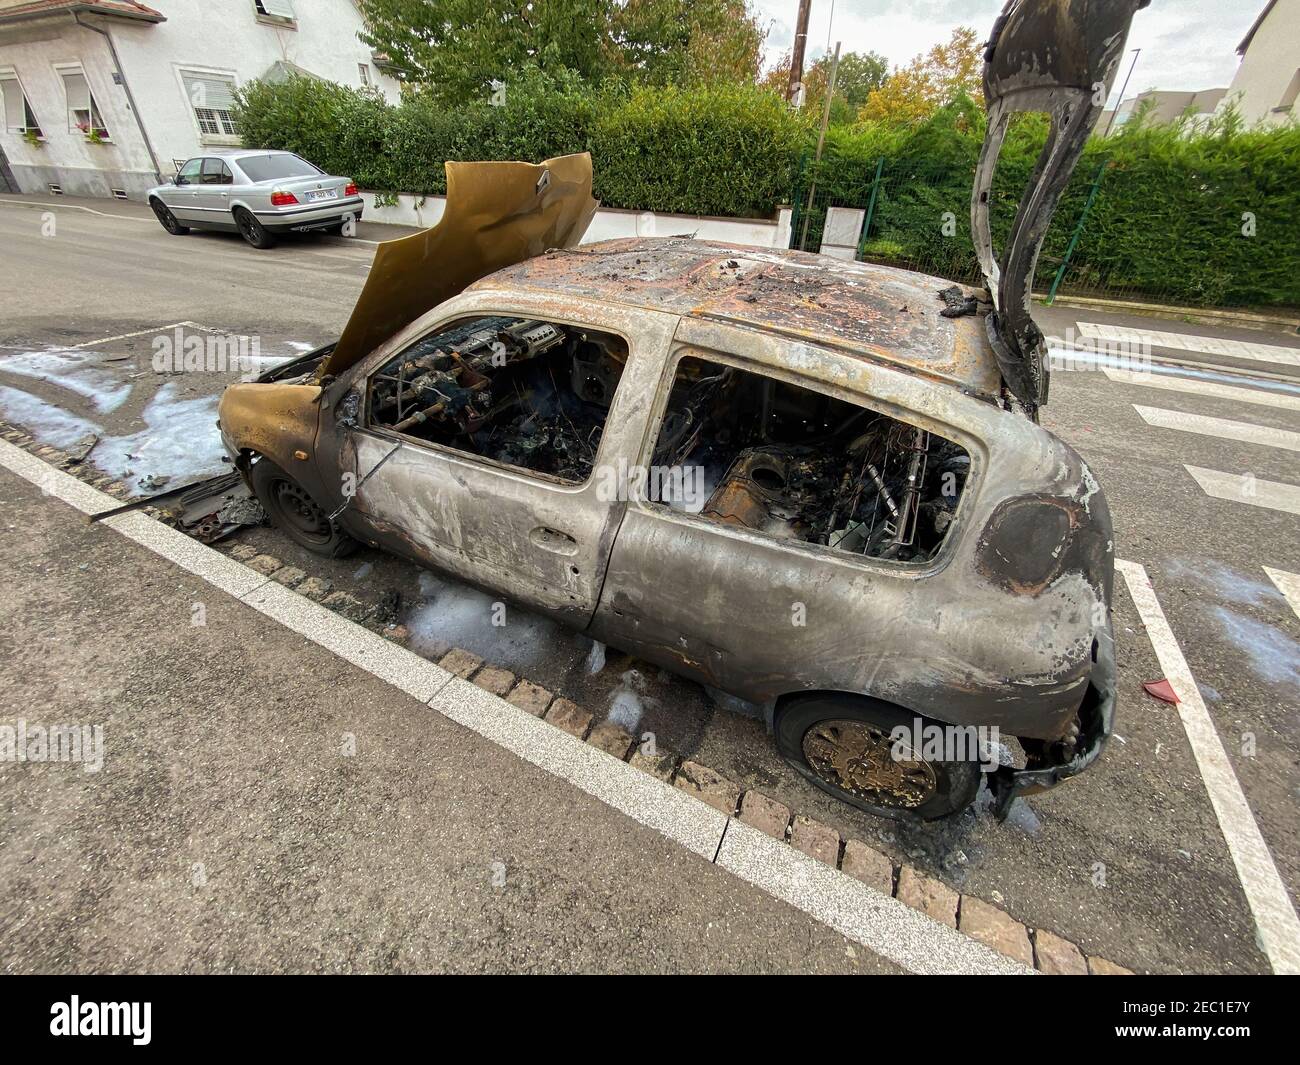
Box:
(251, 459), (357, 558)
(150, 198), (187, 235)
(234, 208), (276, 249)
(776, 695), (981, 820)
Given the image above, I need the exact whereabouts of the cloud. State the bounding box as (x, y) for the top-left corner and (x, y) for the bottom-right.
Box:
(750, 0), (1257, 98)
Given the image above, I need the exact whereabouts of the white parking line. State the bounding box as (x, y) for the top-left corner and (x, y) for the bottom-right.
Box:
(0, 436), (1024, 975)
(1116, 559), (1300, 975)
(1079, 322), (1300, 366)
(1103, 369), (1300, 412)
(0, 197), (150, 222)
(1184, 465), (1300, 516)
(1263, 567), (1300, 621)
(1134, 406), (1300, 452)
(68, 321), (214, 349)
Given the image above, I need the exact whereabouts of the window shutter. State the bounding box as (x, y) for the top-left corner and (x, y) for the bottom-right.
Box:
(260, 0), (297, 18)
(1, 78), (24, 131)
(63, 71), (90, 113)
(183, 74), (237, 112)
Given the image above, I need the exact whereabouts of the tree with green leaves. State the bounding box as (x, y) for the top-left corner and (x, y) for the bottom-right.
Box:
(357, 0), (766, 103)
(760, 49), (888, 124)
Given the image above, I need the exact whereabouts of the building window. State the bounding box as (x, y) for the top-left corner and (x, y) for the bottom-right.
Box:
(254, 0), (297, 25)
(182, 72), (238, 137)
(0, 74), (42, 137)
(358, 63), (370, 87)
(61, 70), (108, 138)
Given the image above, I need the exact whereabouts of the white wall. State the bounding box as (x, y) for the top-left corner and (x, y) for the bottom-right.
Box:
(112, 0), (400, 172)
(0, 0), (401, 197)
(0, 21), (151, 196)
(1217, 0), (1300, 126)
(357, 191), (795, 250)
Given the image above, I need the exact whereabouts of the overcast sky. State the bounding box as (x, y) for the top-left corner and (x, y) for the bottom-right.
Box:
(752, 0), (1267, 105)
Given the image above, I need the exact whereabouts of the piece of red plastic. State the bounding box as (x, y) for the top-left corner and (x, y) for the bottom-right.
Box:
(1142, 679), (1179, 704)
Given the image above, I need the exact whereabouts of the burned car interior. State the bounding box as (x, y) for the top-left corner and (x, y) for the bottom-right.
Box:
(367, 315), (629, 484)
(648, 356), (969, 563)
(366, 316), (969, 565)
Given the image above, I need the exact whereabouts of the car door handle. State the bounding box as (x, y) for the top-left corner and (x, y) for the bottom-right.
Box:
(529, 526), (578, 554)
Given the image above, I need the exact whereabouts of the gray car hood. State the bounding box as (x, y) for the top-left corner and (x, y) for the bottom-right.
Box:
(972, 0), (1150, 414)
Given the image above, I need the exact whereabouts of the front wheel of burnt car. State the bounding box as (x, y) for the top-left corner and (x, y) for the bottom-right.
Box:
(775, 694), (981, 821)
(251, 459), (358, 558)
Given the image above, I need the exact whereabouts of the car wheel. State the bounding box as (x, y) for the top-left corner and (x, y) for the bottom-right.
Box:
(251, 459), (357, 558)
(150, 198), (188, 235)
(775, 694), (982, 820)
(234, 207), (276, 249)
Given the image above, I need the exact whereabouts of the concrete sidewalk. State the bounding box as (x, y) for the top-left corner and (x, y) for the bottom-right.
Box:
(0, 463), (906, 974)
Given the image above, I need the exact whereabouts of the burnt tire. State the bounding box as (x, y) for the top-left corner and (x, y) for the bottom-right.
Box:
(775, 694), (981, 821)
(251, 459), (357, 558)
(234, 207), (276, 249)
(150, 198), (188, 235)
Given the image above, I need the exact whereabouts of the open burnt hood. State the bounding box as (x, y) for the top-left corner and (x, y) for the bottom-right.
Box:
(972, 0), (1150, 413)
(318, 153), (597, 380)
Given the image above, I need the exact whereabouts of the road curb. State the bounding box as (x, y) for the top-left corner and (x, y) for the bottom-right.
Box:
(0, 415), (1134, 975)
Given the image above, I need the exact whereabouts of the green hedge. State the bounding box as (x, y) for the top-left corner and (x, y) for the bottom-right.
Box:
(233, 74), (805, 219)
(809, 100), (1300, 307)
(233, 78), (1300, 307)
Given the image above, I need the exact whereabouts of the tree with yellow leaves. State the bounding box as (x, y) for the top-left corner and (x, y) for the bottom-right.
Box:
(857, 27), (984, 125)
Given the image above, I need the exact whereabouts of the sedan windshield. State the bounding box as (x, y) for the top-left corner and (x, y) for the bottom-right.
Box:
(237, 154), (322, 182)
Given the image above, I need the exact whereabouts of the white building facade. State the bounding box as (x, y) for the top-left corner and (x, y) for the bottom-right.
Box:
(1215, 0), (1300, 127)
(0, 0), (400, 200)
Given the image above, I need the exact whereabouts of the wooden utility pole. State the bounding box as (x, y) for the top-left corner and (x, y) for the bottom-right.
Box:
(786, 0), (813, 105)
(799, 40), (840, 248)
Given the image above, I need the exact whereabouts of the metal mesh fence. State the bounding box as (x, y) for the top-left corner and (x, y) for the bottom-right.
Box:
(786, 155), (1276, 310)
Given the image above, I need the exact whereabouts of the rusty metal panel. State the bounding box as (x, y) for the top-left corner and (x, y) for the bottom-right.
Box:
(319, 153), (598, 379)
(474, 238), (1003, 399)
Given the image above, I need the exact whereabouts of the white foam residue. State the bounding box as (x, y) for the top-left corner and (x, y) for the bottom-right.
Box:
(607, 668), (655, 732)
(90, 383), (224, 486)
(0, 348), (131, 413)
(0, 386), (101, 448)
(405, 570), (560, 667)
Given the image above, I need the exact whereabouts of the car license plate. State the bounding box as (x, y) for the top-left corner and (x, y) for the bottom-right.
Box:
(305, 189), (338, 203)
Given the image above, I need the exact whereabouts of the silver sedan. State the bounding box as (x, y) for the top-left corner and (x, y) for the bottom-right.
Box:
(146, 149), (364, 249)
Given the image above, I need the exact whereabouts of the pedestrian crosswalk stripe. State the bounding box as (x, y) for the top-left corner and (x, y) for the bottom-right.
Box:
(1184, 465), (1300, 515)
(1079, 322), (1300, 366)
(1135, 405), (1300, 452)
(1263, 567), (1300, 622)
(1104, 369), (1300, 411)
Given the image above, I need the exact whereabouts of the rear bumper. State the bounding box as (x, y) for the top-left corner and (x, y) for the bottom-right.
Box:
(987, 631), (1116, 819)
(255, 197), (365, 232)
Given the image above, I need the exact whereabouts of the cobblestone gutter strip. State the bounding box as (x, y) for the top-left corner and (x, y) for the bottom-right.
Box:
(2, 420), (1132, 975)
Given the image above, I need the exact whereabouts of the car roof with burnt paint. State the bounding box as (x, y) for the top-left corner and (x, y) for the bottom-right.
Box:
(470, 237), (1002, 398)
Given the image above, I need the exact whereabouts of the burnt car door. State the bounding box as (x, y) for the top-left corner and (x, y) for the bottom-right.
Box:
(326, 297), (674, 627)
(588, 322), (980, 703)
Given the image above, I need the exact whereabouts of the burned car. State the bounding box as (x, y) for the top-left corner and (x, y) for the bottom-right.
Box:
(216, 0), (1147, 820)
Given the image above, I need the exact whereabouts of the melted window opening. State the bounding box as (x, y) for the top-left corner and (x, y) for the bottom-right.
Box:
(649, 355), (970, 563)
(367, 315), (627, 484)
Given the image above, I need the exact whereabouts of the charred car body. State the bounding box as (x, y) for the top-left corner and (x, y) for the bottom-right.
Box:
(216, 0), (1148, 820)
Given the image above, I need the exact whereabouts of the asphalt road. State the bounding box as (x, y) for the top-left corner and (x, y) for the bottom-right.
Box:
(1, 196), (1297, 974)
